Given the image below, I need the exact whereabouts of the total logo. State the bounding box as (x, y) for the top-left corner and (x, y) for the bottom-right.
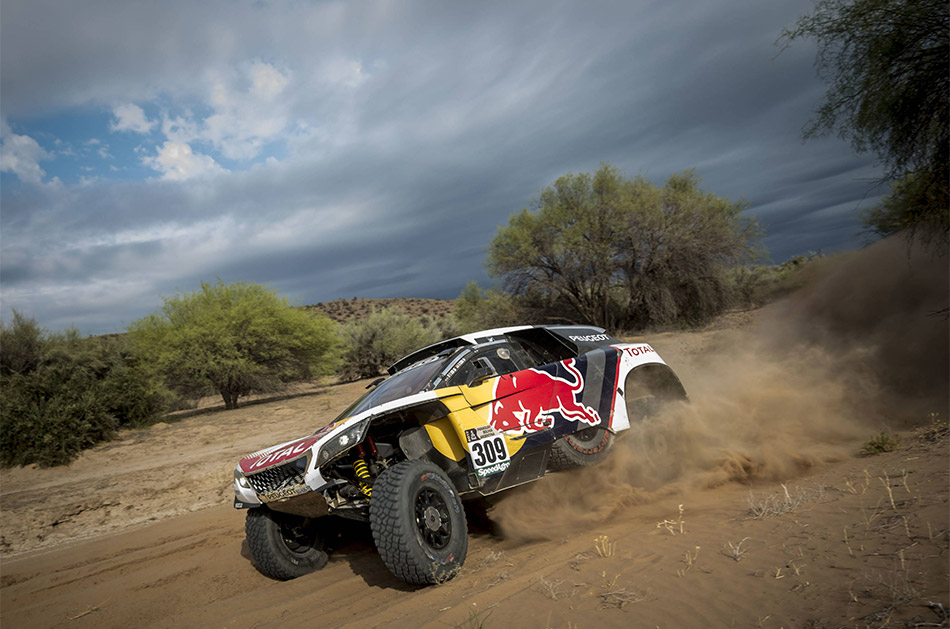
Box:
(489, 359), (601, 435)
(240, 436), (318, 473)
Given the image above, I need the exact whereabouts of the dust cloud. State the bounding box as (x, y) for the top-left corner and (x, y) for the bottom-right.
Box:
(491, 235), (949, 541)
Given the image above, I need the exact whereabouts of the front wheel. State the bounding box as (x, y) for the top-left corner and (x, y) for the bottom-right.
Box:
(245, 508), (329, 580)
(369, 460), (468, 584)
(548, 425), (614, 470)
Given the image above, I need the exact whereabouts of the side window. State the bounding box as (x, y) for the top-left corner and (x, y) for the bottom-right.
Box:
(446, 344), (521, 387)
(508, 335), (573, 368)
(481, 344), (521, 377)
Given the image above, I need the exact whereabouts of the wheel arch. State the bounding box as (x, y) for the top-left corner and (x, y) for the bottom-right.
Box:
(351, 400), (469, 492)
(623, 363), (687, 403)
(613, 362), (687, 430)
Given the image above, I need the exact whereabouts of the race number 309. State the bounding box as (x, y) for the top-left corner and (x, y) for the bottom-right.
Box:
(470, 436), (509, 469)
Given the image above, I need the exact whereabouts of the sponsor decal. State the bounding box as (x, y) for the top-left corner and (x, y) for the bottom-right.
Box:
(260, 484), (309, 502)
(464, 425), (498, 443)
(623, 344), (655, 357)
(568, 333), (611, 343)
(240, 436), (318, 473)
(489, 358), (601, 435)
(475, 460), (511, 478)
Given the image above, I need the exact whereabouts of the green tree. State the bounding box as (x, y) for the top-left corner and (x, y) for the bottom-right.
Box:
(862, 169), (948, 242)
(129, 281), (340, 409)
(780, 0), (949, 239)
(487, 164), (762, 330)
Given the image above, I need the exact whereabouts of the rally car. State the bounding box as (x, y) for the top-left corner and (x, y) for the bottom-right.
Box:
(234, 325), (686, 584)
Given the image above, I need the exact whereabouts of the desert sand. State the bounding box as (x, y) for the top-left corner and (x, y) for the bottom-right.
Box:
(1, 238), (948, 628)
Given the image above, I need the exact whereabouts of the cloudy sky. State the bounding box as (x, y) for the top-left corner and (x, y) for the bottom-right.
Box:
(1, 0), (883, 335)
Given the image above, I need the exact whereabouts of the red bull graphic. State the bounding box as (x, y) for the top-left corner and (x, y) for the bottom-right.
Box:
(489, 358), (601, 434)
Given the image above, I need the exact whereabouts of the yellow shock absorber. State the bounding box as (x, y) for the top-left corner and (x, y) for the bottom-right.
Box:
(353, 458), (372, 497)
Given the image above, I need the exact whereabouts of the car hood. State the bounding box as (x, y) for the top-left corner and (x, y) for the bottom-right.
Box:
(236, 389), (444, 475)
(238, 434), (321, 474)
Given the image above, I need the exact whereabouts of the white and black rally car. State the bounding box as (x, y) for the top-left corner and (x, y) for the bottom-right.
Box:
(234, 325), (686, 584)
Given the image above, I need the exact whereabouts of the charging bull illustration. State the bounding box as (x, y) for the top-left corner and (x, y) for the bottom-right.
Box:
(489, 358), (602, 434)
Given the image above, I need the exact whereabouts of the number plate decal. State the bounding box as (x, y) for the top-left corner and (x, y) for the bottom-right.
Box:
(468, 434), (511, 478)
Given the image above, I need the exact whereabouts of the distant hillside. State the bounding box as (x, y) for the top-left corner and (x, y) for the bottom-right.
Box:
(302, 297), (456, 324)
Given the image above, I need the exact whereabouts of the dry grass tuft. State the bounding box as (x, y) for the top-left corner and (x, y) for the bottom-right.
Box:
(456, 604), (495, 629)
(593, 534), (615, 557)
(676, 546), (701, 577)
(599, 588), (648, 609)
(656, 504), (686, 534)
(536, 575), (566, 600)
(747, 483), (824, 519)
(914, 412), (949, 444)
(721, 537), (751, 562)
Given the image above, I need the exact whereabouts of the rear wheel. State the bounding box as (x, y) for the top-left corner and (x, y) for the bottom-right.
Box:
(245, 508), (329, 580)
(369, 460), (468, 584)
(549, 425), (614, 470)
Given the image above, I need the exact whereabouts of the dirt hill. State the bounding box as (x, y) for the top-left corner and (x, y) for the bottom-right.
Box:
(303, 297), (456, 324)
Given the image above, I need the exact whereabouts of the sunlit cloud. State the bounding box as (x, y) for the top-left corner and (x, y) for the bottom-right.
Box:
(141, 141), (226, 180)
(110, 103), (155, 134)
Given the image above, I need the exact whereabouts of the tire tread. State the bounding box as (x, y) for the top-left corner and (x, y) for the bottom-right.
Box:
(370, 460), (466, 584)
(548, 428), (613, 471)
(245, 508), (328, 580)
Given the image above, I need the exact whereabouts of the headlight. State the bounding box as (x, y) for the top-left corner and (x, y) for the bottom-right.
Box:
(234, 469), (251, 489)
(316, 421), (369, 465)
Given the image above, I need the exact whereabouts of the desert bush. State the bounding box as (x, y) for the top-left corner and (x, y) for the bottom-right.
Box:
(339, 308), (446, 380)
(455, 282), (527, 333)
(96, 335), (181, 426)
(0, 311), (43, 376)
(861, 430), (902, 455)
(1, 314), (171, 467)
(1, 374), (115, 467)
(419, 313), (462, 341)
(129, 281), (340, 410)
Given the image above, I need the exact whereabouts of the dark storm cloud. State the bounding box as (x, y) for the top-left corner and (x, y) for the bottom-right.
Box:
(0, 0), (884, 334)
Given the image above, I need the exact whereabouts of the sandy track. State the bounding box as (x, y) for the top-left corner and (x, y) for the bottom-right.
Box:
(1, 437), (947, 628)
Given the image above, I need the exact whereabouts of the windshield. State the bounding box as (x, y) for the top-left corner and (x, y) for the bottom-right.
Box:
(327, 354), (449, 425)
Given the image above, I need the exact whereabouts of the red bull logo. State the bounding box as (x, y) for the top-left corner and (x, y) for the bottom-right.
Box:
(489, 359), (601, 434)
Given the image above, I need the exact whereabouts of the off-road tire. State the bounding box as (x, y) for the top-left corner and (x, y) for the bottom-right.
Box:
(369, 460), (468, 584)
(548, 426), (614, 470)
(245, 507), (329, 580)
